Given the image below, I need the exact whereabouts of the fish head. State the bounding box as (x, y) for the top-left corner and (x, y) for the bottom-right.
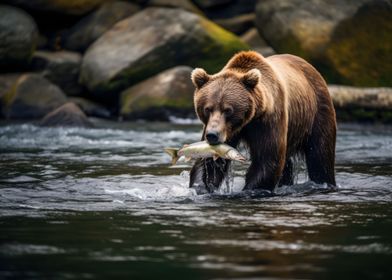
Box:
(226, 149), (247, 163)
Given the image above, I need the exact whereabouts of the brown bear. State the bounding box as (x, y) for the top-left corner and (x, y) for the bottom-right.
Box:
(189, 51), (336, 194)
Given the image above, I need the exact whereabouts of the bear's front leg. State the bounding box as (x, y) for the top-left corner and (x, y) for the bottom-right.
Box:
(242, 122), (287, 192)
(189, 158), (231, 194)
(244, 160), (282, 192)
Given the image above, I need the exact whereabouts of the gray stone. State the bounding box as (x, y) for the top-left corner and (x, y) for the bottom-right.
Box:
(120, 66), (195, 121)
(31, 51), (83, 96)
(39, 102), (94, 127)
(0, 5), (38, 68)
(2, 0), (108, 15)
(1, 74), (67, 119)
(329, 85), (392, 123)
(80, 7), (248, 98)
(68, 97), (111, 118)
(64, 1), (140, 52)
(148, 0), (202, 14)
(214, 13), (255, 35)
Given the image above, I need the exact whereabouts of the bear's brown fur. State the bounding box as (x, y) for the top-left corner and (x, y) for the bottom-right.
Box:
(189, 51), (336, 193)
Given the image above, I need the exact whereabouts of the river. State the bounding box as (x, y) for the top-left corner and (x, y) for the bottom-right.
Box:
(0, 120), (391, 279)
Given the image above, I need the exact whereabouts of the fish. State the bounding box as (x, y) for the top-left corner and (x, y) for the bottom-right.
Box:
(164, 141), (247, 165)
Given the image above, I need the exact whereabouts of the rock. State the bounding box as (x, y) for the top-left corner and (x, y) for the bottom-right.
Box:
(2, 0), (108, 15)
(214, 13), (255, 35)
(80, 7), (248, 98)
(148, 0), (202, 14)
(329, 85), (392, 123)
(194, 0), (256, 19)
(64, 1), (140, 52)
(192, 0), (233, 9)
(39, 102), (94, 127)
(240, 28), (275, 57)
(0, 5), (38, 69)
(0, 74), (23, 118)
(31, 51), (83, 96)
(1, 74), (67, 119)
(68, 97), (111, 118)
(255, 0), (392, 86)
(120, 66), (195, 121)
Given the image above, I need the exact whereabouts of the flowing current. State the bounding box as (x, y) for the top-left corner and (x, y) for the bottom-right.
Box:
(0, 120), (391, 279)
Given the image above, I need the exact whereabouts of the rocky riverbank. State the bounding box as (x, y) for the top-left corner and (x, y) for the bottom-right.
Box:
(1, 0), (391, 126)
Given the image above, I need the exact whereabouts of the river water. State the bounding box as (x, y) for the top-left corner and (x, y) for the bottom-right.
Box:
(0, 120), (391, 279)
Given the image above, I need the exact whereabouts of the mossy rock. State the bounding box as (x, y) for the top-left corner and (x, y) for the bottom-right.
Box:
(2, 74), (67, 119)
(120, 66), (195, 121)
(255, 0), (391, 86)
(325, 1), (392, 87)
(80, 7), (248, 99)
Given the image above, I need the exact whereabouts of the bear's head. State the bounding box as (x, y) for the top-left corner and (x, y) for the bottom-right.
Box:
(192, 67), (262, 145)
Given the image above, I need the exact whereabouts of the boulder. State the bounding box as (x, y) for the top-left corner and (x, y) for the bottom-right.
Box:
(2, 0), (108, 15)
(192, 0), (234, 9)
(148, 0), (202, 14)
(255, 0), (392, 86)
(0, 5), (38, 69)
(0, 74), (23, 118)
(240, 28), (275, 57)
(214, 13), (255, 35)
(329, 85), (392, 123)
(80, 7), (248, 98)
(64, 1), (140, 52)
(120, 66), (195, 121)
(68, 97), (111, 118)
(1, 74), (67, 119)
(39, 102), (94, 127)
(194, 0), (256, 19)
(31, 51), (83, 96)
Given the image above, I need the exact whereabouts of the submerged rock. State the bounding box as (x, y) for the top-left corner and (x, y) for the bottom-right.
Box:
(31, 51), (83, 96)
(1, 74), (67, 119)
(39, 102), (93, 127)
(64, 1), (140, 52)
(80, 7), (248, 98)
(255, 0), (392, 86)
(3, 0), (107, 15)
(0, 5), (38, 69)
(68, 97), (111, 118)
(120, 66), (195, 121)
(329, 85), (392, 122)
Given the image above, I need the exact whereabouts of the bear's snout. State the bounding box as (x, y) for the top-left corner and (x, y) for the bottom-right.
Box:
(206, 131), (220, 145)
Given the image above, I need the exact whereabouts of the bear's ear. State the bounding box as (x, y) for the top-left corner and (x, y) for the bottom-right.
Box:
(241, 69), (261, 90)
(191, 68), (210, 89)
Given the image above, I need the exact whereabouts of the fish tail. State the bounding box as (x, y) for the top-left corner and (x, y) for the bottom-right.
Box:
(164, 148), (180, 165)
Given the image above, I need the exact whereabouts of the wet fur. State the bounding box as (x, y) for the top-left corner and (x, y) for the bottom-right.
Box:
(190, 51), (336, 193)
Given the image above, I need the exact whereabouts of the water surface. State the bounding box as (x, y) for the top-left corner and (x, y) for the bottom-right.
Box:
(0, 121), (391, 279)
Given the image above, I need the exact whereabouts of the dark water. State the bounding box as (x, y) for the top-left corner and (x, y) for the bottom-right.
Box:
(0, 120), (391, 279)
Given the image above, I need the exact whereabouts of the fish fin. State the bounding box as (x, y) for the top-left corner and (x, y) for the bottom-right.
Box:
(184, 156), (192, 162)
(164, 148), (179, 165)
(213, 155), (219, 161)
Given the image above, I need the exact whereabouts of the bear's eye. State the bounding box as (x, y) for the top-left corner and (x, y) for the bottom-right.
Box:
(223, 107), (233, 116)
(204, 107), (212, 115)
